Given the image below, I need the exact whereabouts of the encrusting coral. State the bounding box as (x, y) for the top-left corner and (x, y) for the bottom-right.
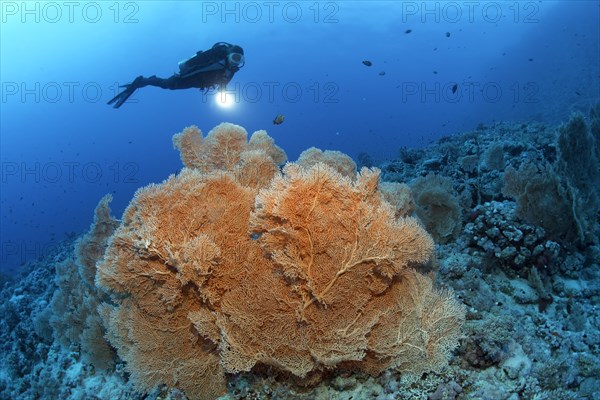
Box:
(96, 122), (465, 400)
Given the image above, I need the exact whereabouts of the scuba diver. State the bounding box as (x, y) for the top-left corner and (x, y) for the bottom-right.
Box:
(107, 42), (245, 108)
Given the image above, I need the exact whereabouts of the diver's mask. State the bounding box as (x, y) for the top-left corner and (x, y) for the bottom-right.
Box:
(227, 52), (245, 69)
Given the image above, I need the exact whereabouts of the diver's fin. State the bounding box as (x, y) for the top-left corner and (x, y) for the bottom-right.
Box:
(107, 87), (135, 108)
(107, 76), (144, 108)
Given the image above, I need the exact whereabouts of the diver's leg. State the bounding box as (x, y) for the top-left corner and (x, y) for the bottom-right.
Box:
(107, 75), (183, 108)
(139, 75), (181, 89)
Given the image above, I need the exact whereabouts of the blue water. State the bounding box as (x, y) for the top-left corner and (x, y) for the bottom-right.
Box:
(1, 1), (599, 272)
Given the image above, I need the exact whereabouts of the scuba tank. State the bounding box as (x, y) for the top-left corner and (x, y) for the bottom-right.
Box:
(178, 51), (204, 75)
(178, 43), (244, 77)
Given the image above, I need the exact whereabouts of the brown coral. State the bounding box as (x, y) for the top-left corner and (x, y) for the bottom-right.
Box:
(97, 123), (464, 400)
(410, 174), (462, 243)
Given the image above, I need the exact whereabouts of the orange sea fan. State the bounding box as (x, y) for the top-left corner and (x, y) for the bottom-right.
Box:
(296, 146), (358, 178)
(97, 123), (465, 400)
(173, 123), (287, 180)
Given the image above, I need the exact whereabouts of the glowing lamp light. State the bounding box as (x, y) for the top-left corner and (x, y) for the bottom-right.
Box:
(215, 91), (236, 108)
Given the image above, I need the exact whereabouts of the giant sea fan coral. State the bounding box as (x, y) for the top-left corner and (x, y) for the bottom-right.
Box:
(502, 111), (600, 245)
(96, 123), (465, 400)
(410, 174), (462, 244)
(49, 194), (118, 371)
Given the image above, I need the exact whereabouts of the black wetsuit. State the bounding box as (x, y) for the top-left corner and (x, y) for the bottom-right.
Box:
(108, 42), (244, 108)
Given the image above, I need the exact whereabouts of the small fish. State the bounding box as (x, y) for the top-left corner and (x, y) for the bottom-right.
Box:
(379, 71), (386, 76)
(446, 32), (451, 37)
(451, 84), (458, 94)
(405, 29), (412, 34)
(362, 60), (372, 67)
(273, 114), (285, 125)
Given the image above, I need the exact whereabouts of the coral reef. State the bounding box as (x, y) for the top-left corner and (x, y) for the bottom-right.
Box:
(3, 109), (600, 400)
(0, 252), (58, 398)
(0, 195), (119, 397)
(96, 123), (465, 399)
(0, 239), (137, 400)
(464, 200), (560, 279)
